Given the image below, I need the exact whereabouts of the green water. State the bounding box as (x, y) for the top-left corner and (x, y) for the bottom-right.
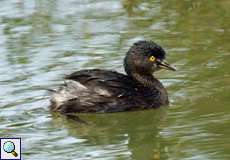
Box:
(0, 0), (229, 159)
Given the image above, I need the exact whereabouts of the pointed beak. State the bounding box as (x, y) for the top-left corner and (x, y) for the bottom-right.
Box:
(157, 59), (176, 71)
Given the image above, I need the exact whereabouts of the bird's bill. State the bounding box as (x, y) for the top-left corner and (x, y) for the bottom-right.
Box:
(157, 59), (176, 71)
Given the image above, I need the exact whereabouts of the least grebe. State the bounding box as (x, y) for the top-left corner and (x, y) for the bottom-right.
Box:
(50, 40), (176, 114)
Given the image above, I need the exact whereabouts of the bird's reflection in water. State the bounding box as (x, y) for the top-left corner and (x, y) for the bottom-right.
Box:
(51, 107), (169, 160)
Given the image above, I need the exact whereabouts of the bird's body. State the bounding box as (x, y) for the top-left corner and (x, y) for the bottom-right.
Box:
(50, 41), (176, 114)
(50, 69), (168, 113)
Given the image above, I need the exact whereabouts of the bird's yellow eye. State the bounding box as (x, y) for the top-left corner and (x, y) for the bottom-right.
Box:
(149, 56), (156, 62)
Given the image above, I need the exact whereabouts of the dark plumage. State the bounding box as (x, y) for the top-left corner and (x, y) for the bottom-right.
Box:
(50, 40), (176, 114)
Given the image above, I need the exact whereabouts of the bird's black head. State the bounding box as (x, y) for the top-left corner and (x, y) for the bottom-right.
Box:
(124, 40), (176, 77)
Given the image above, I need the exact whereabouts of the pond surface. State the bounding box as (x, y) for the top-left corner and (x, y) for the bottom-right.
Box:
(0, 0), (230, 159)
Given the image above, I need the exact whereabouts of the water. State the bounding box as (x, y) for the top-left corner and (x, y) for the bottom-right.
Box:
(0, 0), (229, 159)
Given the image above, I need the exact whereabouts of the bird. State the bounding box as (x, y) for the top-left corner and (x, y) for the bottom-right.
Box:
(49, 40), (176, 114)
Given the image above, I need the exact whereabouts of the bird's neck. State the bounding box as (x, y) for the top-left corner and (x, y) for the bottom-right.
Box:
(131, 72), (169, 105)
(131, 72), (164, 90)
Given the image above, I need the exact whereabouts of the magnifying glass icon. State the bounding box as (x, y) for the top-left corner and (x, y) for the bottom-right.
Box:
(3, 141), (18, 157)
